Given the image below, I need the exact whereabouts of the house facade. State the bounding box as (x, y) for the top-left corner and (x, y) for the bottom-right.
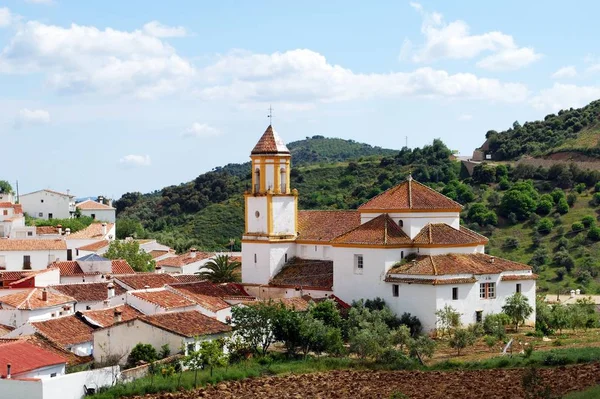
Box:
(19, 189), (76, 220)
(241, 125), (536, 331)
(75, 199), (116, 223)
(0, 240), (68, 271)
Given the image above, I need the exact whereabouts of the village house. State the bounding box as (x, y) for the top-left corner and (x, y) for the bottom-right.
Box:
(0, 340), (67, 379)
(50, 282), (127, 311)
(75, 198), (116, 223)
(51, 255), (134, 284)
(155, 248), (214, 274)
(65, 222), (115, 252)
(0, 239), (67, 271)
(92, 311), (232, 365)
(19, 189), (76, 220)
(0, 268), (60, 289)
(0, 201), (31, 238)
(113, 273), (178, 291)
(125, 288), (200, 315)
(0, 288), (76, 328)
(241, 125), (536, 331)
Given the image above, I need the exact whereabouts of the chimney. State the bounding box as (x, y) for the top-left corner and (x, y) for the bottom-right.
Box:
(576, 289), (581, 296)
(114, 309), (122, 323)
(570, 289), (576, 298)
(490, 256), (495, 264)
(98, 196), (104, 204)
(57, 224), (63, 235)
(107, 282), (115, 298)
(65, 228), (71, 236)
(144, 285), (150, 292)
(41, 288), (48, 302)
(190, 248), (197, 258)
(102, 223), (107, 236)
(6, 364), (11, 379)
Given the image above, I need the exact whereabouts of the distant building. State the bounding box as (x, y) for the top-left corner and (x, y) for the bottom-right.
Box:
(19, 189), (76, 220)
(0, 239), (67, 271)
(75, 199), (116, 223)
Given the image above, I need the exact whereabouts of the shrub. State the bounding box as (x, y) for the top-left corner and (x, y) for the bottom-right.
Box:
(587, 226), (600, 241)
(555, 267), (568, 281)
(575, 183), (586, 194)
(498, 178), (511, 190)
(523, 344), (534, 359)
(536, 218), (553, 234)
(582, 215), (596, 228)
(127, 343), (158, 368)
(595, 181), (600, 192)
(555, 237), (569, 251)
(556, 198), (569, 214)
(484, 335), (498, 351)
(571, 222), (584, 233)
(502, 237), (519, 250)
(530, 248), (547, 267)
(449, 328), (476, 356)
(590, 192), (600, 206)
(536, 200), (553, 215)
(483, 313), (510, 339)
(399, 313), (423, 337)
(508, 212), (517, 225)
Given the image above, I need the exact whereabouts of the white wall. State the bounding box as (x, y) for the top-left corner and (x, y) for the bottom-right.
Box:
(0, 249), (68, 271)
(34, 268), (61, 287)
(60, 275), (105, 284)
(418, 245), (484, 256)
(246, 197), (268, 234)
(386, 283), (439, 333)
(271, 196), (295, 235)
(19, 191), (74, 220)
(0, 303), (75, 328)
(0, 378), (43, 398)
(296, 243), (333, 260)
(16, 364), (66, 380)
(79, 208), (116, 223)
(241, 241), (295, 284)
(360, 211), (460, 239)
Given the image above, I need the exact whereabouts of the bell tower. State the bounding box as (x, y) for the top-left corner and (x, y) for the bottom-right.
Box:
(242, 125), (298, 284)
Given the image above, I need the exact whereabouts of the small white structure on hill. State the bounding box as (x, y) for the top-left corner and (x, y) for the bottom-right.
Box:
(76, 198), (116, 223)
(19, 189), (76, 220)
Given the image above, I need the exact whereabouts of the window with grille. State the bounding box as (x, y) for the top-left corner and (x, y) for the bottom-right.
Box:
(354, 254), (364, 274)
(479, 282), (496, 299)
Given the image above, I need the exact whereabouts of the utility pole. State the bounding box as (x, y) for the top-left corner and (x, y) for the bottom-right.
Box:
(405, 136), (408, 148)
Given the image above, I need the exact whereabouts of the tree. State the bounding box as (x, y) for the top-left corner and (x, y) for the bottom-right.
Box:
(536, 218), (554, 234)
(550, 303), (569, 334)
(310, 299), (342, 329)
(104, 240), (155, 272)
(449, 328), (476, 356)
(199, 339), (228, 377)
(127, 343), (157, 368)
(502, 293), (534, 332)
(0, 180), (13, 194)
(556, 198), (569, 214)
(231, 301), (278, 356)
(195, 254), (241, 283)
(501, 190), (538, 220)
(467, 203), (498, 226)
(435, 305), (461, 337)
(408, 335), (436, 364)
(183, 343), (203, 388)
(116, 218), (146, 239)
(582, 215), (596, 228)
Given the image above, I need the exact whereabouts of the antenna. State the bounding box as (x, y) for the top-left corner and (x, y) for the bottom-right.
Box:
(15, 180), (19, 203)
(267, 105), (274, 125)
(405, 136), (408, 148)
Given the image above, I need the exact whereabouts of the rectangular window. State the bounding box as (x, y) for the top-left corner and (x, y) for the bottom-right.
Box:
(516, 283), (522, 294)
(476, 310), (483, 323)
(479, 283), (496, 299)
(452, 287), (458, 300)
(2, 210), (7, 216)
(23, 255), (31, 270)
(392, 284), (399, 297)
(187, 343), (195, 354)
(254, 254), (257, 264)
(401, 251), (404, 259)
(38, 212), (43, 217)
(27, 231), (33, 236)
(354, 254), (364, 274)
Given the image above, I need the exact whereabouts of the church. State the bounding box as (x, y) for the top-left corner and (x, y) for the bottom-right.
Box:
(241, 125), (536, 331)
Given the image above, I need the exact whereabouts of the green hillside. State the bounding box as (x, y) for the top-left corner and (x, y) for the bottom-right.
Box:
(486, 99), (600, 160)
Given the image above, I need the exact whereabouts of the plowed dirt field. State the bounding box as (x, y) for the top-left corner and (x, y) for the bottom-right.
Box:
(136, 362), (600, 399)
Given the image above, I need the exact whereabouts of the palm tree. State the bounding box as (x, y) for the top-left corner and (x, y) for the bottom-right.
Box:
(195, 254), (241, 283)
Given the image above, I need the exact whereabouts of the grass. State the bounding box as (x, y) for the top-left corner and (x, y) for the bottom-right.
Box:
(565, 384), (600, 399)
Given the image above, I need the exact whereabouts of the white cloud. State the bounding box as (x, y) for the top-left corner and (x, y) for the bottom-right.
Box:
(586, 64), (600, 74)
(0, 21), (195, 98)
(196, 49), (529, 105)
(119, 154), (151, 167)
(551, 66), (577, 79)
(0, 8), (13, 27)
(182, 123), (220, 138)
(530, 84), (600, 111)
(142, 21), (187, 38)
(14, 108), (50, 128)
(406, 4), (541, 70)
(457, 114), (473, 121)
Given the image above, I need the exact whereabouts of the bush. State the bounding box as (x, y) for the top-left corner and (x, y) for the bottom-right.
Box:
(536, 218), (553, 234)
(575, 183), (586, 194)
(572, 222), (584, 233)
(555, 237), (569, 251)
(127, 343), (158, 368)
(483, 313), (510, 339)
(399, 313), (423, 337)
(449, 328), (476, 356)
(595, 181), (600, 192)
(582, 215), (596, 228)
(587, 226), (600, 241)
(530, 248), (548, 267)
(536, 200), (553, 215)
(556, 198), (569, 214)
(502, 237), (519, 250)
(590, 192), (600, 206)
(508, 212), (518, 225)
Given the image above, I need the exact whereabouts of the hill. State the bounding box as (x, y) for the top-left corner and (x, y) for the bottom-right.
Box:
(484, 99), (600, 160)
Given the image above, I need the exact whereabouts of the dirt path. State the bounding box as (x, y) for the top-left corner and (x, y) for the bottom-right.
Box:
(137, 362), (600, 399)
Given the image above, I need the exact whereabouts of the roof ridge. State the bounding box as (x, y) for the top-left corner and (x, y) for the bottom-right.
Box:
(428, 223), (433, 244)
(384, 215), (388, 245)
(23, 288), (36, 309)
(408, 176), (413, 209)
(430, 255), (438, 275)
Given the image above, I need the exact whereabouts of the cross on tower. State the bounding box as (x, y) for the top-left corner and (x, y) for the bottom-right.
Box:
(267, 105), (274, 125)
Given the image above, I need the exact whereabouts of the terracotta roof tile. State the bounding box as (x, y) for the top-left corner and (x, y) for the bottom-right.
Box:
(36, 226), (61, 235)
(6, 334), (92, 367)
(501, 274), (539, 281)
(75, 200), (115, 210)
(21, 189), (74, 198)
(1, 270), (47, 284)
(384, 276), (478, 285)
(0, 239), (66, 251)
(51, 283), (126, 302)
(359, 177), (462, 212)
(269, 297), (311, 311)
(172, 274), (204, 283)
(251, 125), (290, 155)
(77, 240), (110, 252)
(66, 223), (114, 239)
(138, 311), (231, 337)
(168, 281), (250, 312)
(0, 324), (14, 336)
(0, 203), (23, 214)
(332, 214), (412, 246)
(114, 273), (178, 290)
(0, 340), (67, 377)
(52, 259), (135, 276)
(80, 304), (141, 327)
(0, 288), (75, 310)
(130, 289), (196, 310)
(412, 224), (488, 246)
(149, 250), (173, 259)
(156, 251), (213, 268)
(388, 253), (531, 276)
(32, 316), (93, 346)
(270, 258), (333, 289)
(297, 210), (360, 242)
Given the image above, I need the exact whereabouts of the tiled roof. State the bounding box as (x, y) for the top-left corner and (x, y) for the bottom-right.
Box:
(297, 210), (360, 242)
(32, 316), (93, 346)
(251, 125), (290, 155)
(66, 223), (114, 239)
(168, 281), (242, 312)
(20, 189), (74, 198)
(149, 250), (172, 259)
(267, 297), (311, 311)
(332, 213), (412, 246)
(387, 253), (532, 276)
(51, 282), (126, 302)
(0, 270), (47, 284)
(384, 276), (478, 285)
(80, 304), (142, 327)
(0, 239), (66, 251)
(172, 274), (204, 283)
(412, 224), (488, 246)
(77, 240), (110, 252)
(138, 311), (231, 337)
(0, 288), (75, 310)
(52, 259), (135, 276)
(7, 334), (92, 367)
(130, 289), (196, 309)
(75, 200), (115, 210)
(114, 273), (178, 290)
(0, 340), (66, 378)
(501, 274), (539, 281)
(0, 203), (22, 214)
(156, 251), (213, 268)
(270, 258), (333, 289)
(36, 226), (61, 235)
(170, 289), (230, 312)
(0, 324), (14, 336)
(359, 177), (463, 212)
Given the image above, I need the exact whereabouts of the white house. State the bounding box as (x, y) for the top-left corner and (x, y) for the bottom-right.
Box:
(0, 202), (28, 238)
(52, 257), (134, 284)
(125, 288), (200, 315)
(51, 282), (127, 311)
(75, 199), (116, 223)
(0, 268), (61, 289)
(155, 249), (215, 274)
(92, 310), (232, 365)
(0, 288), (76, 328)
(240, 124), (536, 331)
(0, 239), (67, 271)
(0, 340), (66, 379)
(19, 189), (76, 220)
(65, 222), (115, 252)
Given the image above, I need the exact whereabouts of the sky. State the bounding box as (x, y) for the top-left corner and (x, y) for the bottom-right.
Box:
(1, 0), (600, 198)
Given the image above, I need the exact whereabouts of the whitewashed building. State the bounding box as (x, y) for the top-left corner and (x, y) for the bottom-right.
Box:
(75, 199), (116, 223)
(0, 239), (67, 271)
(0, 288), (76, 328)
(19, 189), (76, 220)
(0, 340), (67, 379)
(241, 125), (536, 331)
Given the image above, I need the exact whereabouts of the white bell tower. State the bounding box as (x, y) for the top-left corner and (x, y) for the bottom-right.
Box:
(242, 125), (298, 284)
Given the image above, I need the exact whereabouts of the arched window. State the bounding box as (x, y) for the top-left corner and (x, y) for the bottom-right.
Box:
(254, 168), (260, 192)
(280, 167), (287, 193)
(398, 220), (404, 228)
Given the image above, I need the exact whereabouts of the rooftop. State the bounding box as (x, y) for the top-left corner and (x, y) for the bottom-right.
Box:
(297, 210), (360, 243)
(66, 222), (114, 239)
(20, 189), (74, 198)
(75, 199), (115, 210)
(80, 304), (141, 327)
(52, 259), (135, 276)
(51, 282), (126, 302)
(138, 311), (231, 337)
(168, 281), (244, 312)
(251, 125), (290, 155)
(0, 288), (75, 310)
(156, 251), (214, 268)
(77, 240), (110, 252)
(332, 213), (412, 246)
(0, 239), (66, 251)
(32, 316), (93, 346)
(412, 224), (488, 246)
(359, 177), (463, 212)
(0, 340), (66, 378)
(270, 258), (333, 289)
(130, 289), (196, 309)
(114, 273), (178, 290)
(388, 253), (532, 276)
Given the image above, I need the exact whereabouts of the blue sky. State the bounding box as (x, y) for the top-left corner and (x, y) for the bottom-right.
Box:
(1, 1), (600, 198)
